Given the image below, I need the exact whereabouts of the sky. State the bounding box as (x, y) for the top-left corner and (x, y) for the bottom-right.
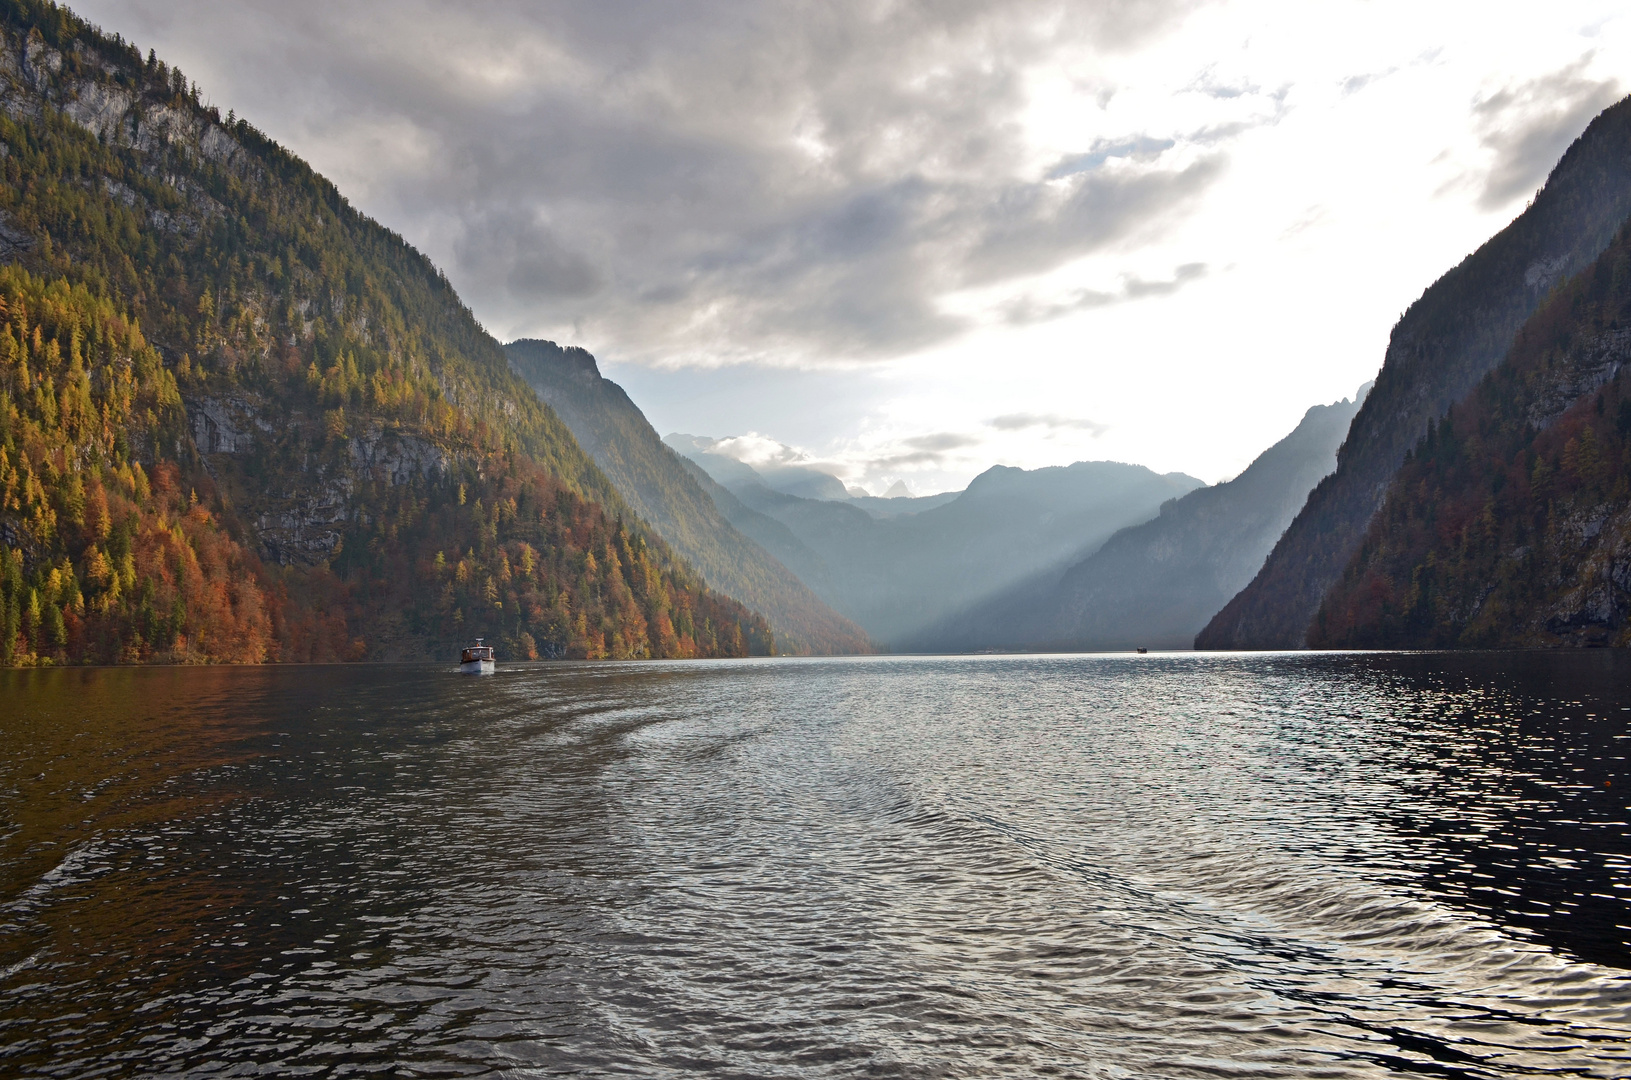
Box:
(74, 0), (1631, 493)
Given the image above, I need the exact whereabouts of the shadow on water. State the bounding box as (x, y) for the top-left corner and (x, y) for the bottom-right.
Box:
(1331, 651), (1631, 969)
(0, 663), (668, 1075)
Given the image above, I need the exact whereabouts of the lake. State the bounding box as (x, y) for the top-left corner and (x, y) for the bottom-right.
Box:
(2, 652), (1630, 1077)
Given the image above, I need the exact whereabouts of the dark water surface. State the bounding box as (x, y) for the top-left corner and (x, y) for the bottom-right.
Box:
(3, 652), (1631, 1077)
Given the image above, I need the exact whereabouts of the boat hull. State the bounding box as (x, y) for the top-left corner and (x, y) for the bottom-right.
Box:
(459, 659), (495, 675)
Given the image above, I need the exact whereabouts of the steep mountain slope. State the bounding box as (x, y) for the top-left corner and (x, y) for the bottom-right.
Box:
(914, 389), (1365, 652)
(1199, 94), (1631, 650)
(0, 0), (772, 663)
(668, 456), (1202, 646)
(668, 453), (848, 600)
(1312, 217), (1631, 648)
(504, 338), (870, 654)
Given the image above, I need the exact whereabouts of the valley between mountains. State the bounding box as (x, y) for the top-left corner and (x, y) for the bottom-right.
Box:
(6, 0), (1631, 664)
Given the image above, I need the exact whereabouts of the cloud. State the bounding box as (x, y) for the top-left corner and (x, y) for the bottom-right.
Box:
(1046, 136), (1176, 180)
(76, 0), (1220, 368)
(681, 426), (993, 486)
(1472, 58), (1622, 210)
(989, 413), (1110, 437)
(964, 156), (1224, 286)
(865, 437), (989, 471)
(453, 206), (602, 300)
(901, 432), (982, 452)
(1002, 262), (1207, 324)
(870, 449), (955, 468)
(700, 432), (814, 469)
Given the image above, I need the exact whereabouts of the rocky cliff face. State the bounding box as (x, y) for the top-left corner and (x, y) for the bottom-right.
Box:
(913, 389), (1365, 652)
(1312, 219), (1631, 648)
(186, 390), (454, 567)
(1198, 94), (1631, 649)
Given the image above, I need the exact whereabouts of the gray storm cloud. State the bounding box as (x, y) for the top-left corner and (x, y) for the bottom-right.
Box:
(901, 432), (983, 452)
(75, 0), (1211, 367)
(1003, 261), (1208, 324)
(990, 413), (1110, 436)
(1473, 59), (1622, 210)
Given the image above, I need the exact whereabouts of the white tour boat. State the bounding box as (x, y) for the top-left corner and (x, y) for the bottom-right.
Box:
(459, 639), (496, 674)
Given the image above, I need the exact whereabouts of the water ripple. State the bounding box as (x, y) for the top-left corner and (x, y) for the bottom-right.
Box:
(2, 653), (1630, 1076)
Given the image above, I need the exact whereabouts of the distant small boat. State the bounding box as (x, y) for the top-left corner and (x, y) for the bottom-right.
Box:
(1136, 648), (1148, 654)
(460, 639), (496, 674)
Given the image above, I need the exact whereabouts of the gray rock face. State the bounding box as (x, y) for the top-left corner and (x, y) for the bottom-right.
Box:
(255, 487), (351, 566)
(1524, 500), (1631, 645)
(1524, 329), (1631, 431)
(184, 388), (458, 566)
(18, 33), (59, 88)
(348, 429), (450, 486)
(1199, 93), (1631, 650)
(188, 396), (255, 455)
(0, 34), (257, 237)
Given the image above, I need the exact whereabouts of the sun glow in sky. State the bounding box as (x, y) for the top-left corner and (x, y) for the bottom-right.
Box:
(76, 0), (1631, 492)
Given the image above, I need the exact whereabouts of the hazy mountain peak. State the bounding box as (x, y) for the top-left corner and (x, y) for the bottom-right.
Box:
(961, 459), (1203, 502)
(664, 432), (850, 501)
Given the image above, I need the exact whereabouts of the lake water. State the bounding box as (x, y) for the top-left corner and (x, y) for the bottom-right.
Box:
(2, 652), (1630, 1077)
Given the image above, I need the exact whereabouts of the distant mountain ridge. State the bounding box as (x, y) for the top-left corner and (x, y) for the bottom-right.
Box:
(667, 442), (1204, 646)
(504, 339), (872, 654)
(912, 387), (1367, 652)
(1200, 94), (1631, 650)
(664, 433), (851, 501)
(663, 432), (961, 516)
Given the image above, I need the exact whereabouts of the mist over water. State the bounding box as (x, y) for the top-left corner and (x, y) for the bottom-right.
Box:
(2, 653), (1630, 1077)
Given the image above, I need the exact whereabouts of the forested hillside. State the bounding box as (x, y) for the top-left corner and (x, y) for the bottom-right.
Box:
(505, 338), (871, 654)
(1199, 93), (1631, 649)
(1313, 216), (1631, 648)
(0, 0), (773, 663)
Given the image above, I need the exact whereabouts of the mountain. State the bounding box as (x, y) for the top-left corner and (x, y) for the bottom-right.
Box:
(665, 454), (847, 599)
(664, 434), (772, 490)
(1311, 216), (1631, 648)
(664, 432), (851, 503)
(666, 447), (1203, 646)
(1198, 94), (1631, 650)
(0, 1), (772, 664)
(503, 339), (871, 654)
(845, 490), (962, 519)
(664, 432), (962, 518)
(912, 388), (1367, 652)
